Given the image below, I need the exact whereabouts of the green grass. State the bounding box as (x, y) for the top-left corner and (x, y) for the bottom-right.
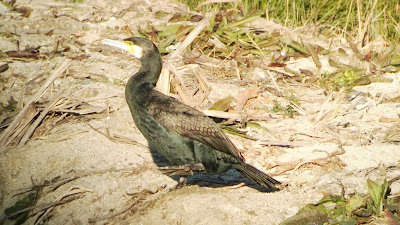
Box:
(180, 0), (400, 45)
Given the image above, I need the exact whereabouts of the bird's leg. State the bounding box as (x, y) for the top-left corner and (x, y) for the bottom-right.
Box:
(158, 163), (205, 189)
(159, 163), (205, 176)
(175, 176), (188, 189)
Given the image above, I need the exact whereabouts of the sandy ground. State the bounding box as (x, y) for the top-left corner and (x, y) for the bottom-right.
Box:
(0, 0), (399, 224)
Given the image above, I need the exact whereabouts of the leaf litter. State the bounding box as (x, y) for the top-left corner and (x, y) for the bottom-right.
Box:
(0, 0), (399, 224)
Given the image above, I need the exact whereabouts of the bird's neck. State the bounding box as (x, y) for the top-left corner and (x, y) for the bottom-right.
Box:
(130, 52), (162, 88)
(125, 51), (162, 107)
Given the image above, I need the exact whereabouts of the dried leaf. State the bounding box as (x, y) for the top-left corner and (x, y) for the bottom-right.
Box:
(44, 29), (54, 36)
(235, 86), (259, 111)
(169, 14), (183, 22)
(338, 48), (347, 55)
(385, 122), (400, 142)
(0, 63), (9, 73)
(176, 25), (192, 39)
(299, 69), (314, 77)
(15, 7), (33, 18)
(268, 62), (286, 67)
(363, 52), (372, 61)
(209, 96), (234, 112)
(354, 208), (372, 217)
(190, 15), (203, 22)
(384, 209), (400, 225)
(379, 116), (399, 123)
(52, 103), (105, 115)
(120, 25), (132, 35)
(353, 77), (371, 86)
(7, 50), (39, 59)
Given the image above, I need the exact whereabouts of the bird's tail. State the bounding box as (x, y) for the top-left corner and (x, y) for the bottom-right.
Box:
(234, 163), (280, 191)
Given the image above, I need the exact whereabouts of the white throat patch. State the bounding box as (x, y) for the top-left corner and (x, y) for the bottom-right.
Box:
(131, 45), (143, 59)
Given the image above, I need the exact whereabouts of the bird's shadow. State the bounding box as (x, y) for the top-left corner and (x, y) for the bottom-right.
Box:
(149, 147), (276, 193)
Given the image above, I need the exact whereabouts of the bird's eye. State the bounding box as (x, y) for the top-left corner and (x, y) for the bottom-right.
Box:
(125, 41), (134, 46)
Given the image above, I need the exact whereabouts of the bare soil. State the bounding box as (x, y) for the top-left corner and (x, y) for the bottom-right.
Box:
(0, 0), (399, 224)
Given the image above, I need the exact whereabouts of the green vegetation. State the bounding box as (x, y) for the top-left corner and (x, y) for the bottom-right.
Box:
(271, 91), (300, 118)
(135, 0), (400, 93)
(280, 179), (400, 224)
(272, 99), (297, 118)
(4, 192), (40, 225)
(181, 0), (400, 44)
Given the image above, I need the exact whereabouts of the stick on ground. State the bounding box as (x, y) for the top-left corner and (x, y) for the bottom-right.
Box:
(0, 59), (70, 150)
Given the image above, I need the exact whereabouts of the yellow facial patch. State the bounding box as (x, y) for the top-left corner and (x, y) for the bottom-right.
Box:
(123, 41), (143, 59)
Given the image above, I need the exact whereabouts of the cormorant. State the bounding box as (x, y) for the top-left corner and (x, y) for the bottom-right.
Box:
(102, 37), (280, 191)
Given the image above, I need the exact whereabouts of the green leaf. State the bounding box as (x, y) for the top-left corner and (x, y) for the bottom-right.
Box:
(317, 195), (345, 204)
(282, 39), (309, 55)
(156, 24), (181, 37)
(367, 179), (389, 214)
(369, 76), (393, 83)
(220, 125), (256, 140)
(4, 192), (38, 224)
(382, 44), (397, 58)
(246, 122), (268, 131)
(390, 55), (400, 65)
(279, 211), (329, 225)
(345, 195), (364, 213)
(221, 12), (263, 29)
(305, 43), (321, 69)
(0, 50), (8, 58)
(158, 35), (176, 53)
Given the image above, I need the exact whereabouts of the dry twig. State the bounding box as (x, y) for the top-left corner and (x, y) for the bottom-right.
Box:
(161, 13), (214, 105)
(203, 110), (275, 122)
(85, 122), (147, 148)
(19, 89), (66, 146)
(34, 186), (92, 225)
(89, 186), (169, 223)
(0, 59), (70, 150)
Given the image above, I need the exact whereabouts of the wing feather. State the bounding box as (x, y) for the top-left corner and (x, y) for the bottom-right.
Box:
(147, 91), (244, 161)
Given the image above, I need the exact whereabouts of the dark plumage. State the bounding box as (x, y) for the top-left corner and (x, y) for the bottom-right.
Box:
(102, 37), (280, 191)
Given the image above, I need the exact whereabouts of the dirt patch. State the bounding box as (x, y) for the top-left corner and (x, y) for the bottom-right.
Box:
(1, 0), (399, 224)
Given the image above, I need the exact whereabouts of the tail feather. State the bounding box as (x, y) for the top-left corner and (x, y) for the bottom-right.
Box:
(235, 163), (280, 191)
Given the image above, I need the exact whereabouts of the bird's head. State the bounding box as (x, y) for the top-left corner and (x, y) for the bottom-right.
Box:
(102, 37), (158, 60)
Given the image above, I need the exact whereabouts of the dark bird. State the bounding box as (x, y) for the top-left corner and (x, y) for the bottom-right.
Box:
(102, 37), (280, 191)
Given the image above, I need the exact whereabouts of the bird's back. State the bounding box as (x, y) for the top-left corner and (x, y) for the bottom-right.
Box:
(127, 87), (243, 173)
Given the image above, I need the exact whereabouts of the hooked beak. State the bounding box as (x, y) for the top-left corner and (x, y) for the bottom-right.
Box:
(102, 39), (143, 59)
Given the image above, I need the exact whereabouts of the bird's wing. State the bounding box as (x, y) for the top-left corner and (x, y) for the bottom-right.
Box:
(147, 91), (244, 161)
